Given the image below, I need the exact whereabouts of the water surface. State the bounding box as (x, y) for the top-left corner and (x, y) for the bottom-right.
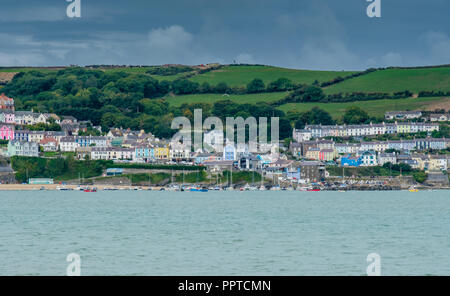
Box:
(0, 190), (449, 275)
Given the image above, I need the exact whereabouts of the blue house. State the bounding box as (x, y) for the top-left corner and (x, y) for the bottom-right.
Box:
(135, 145), (155, 162)
(340, 154), (362, 167)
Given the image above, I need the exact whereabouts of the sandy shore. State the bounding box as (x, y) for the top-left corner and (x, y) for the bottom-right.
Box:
(0, 184), (155, 191)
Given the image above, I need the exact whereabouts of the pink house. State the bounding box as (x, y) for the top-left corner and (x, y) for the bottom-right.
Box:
(0, 124), (14, 140)
(0, 110), (15, 124)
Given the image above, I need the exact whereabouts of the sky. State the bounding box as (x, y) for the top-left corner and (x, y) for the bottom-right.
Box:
(0, 0), (449, 70)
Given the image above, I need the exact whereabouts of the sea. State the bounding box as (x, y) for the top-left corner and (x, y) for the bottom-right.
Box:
(0, 190), (449, 276)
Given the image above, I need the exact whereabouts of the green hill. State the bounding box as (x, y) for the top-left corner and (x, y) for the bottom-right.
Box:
(189, 65), (357, 87)
(324, 67), (450, 94)
(165, 92), (289, 107)
(2, 64), (449, 120)
(277, 97), (448, 119)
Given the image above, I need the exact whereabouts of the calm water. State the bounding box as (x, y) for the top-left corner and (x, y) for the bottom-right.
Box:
(0, 190), (449, 276)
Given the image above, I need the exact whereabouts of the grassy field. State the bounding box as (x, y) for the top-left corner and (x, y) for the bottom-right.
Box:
(98, 67), (194, 81)
(324, 67), (450, 94)
(164, 92), (289, 107)
(277, 97), (447, 118)
(0, 67), (66, 73)
(190, 65), (358, 87)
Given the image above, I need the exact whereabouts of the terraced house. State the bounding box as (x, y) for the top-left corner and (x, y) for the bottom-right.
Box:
(75, 136), (108, 147)
(0, 110), (15, 124)
(302, 122), (439, 139)
(0, 124), (14, 140)
(134, 144), (155, 163)
(154, 143), (170, 160)
(7, 140), (39, 157)
(59, 136), (78, 152)
(90, 147), (134, 160)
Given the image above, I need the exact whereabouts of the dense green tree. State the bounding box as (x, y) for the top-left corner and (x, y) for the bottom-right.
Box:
(267, 77), (295, 92)
(342, 106), (370, 124)
(213, 82), (229, 94)
(171, 79), (199, 95)
(247, 78), (265, 93)
(294, 107), (334, 129)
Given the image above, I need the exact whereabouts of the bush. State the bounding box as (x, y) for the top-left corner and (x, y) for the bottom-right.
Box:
(413, 172), (427, 183)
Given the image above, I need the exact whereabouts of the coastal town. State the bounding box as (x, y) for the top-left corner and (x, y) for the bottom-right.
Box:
(0, 93), (448, 191)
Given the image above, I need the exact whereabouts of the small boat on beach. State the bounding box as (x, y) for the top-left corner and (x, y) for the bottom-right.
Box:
(409, 187), (419, 192)
(84, 187), (97, 192)
(57, 186), (72, 191)
(307, 188), (321, 192)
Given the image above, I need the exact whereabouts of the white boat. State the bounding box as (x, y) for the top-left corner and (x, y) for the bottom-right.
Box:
(56, 186), (71, 191)
(242, 184), (251, 191)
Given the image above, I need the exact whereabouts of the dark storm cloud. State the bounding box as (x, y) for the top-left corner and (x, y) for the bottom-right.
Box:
(0, 0), (449, 70)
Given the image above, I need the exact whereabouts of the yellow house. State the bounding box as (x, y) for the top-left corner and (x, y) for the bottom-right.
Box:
(305, 148), (320, 160)
(154, 144), (169, 160)
(396, 123), (411, 134)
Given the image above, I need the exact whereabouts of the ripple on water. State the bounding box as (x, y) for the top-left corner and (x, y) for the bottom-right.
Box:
(0, 190), (449, 275)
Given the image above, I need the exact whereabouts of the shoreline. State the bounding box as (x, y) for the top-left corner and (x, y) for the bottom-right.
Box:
(0, 184), (448, 191)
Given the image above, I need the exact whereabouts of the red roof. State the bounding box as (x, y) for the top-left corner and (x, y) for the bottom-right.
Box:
(40, 137), (58, 145)
(0, 93), (13, 101)
(0, 93), (14, 104)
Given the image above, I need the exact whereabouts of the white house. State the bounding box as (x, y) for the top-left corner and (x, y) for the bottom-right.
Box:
(293, 129), (312, 142)
(361, 151), (377, 166)
(378, 153), (397, 166)
(59, 137), (78, 152)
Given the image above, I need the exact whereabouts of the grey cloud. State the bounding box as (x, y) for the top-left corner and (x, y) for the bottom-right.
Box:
(0, 0), (448, 69)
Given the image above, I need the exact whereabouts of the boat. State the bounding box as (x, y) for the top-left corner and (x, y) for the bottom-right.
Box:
(307, 188), (321, 192)
(103, 187), (118, 191)
(409, 187), (419, 192)
(241, 184), (251, 191)
(57, 186), (72, 191)
(188, 186), (208, 192)
(84, 187), (97, 192)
